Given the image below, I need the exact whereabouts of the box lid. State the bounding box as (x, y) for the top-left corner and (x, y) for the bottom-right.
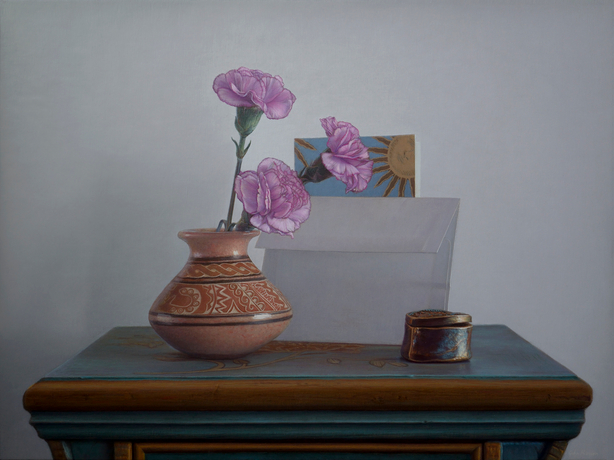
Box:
(406, 310), (472, 327)
(256, 197), (460, 253)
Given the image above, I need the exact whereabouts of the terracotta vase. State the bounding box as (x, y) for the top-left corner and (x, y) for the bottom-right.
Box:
(149, 228), (292, 359)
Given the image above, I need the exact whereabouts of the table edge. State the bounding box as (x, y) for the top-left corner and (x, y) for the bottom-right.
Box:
(23, 377), (593, 412)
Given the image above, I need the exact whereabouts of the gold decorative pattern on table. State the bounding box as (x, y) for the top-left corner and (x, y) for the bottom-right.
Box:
(116, 335), (166, 349)
(151, 341), (367, 374)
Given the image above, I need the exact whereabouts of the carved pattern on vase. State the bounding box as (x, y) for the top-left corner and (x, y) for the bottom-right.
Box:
(179, 262), (260, 279)
(200, 284), (218, 315)
(225, 283), (263, 313)
(251, 281), (290, 311)
(210, 284), (247, 314)
(154, 281), (290, 316)
(161, 287), (202, 314)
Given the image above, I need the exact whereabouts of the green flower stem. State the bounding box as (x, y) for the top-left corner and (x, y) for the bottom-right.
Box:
(235, 210), (253, 231)
(224, 154), (243, 231)
(234, 134), (249, 159)
(299, 154), (333, 184)
(222, 106), (263, 231)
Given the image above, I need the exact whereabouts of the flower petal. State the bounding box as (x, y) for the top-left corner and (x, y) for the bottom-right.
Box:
(213, 68), (263, 108)
(252, 75), (296, 119)
(234, 171), (260, 214)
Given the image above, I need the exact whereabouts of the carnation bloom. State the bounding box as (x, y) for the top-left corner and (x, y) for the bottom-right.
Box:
(320, 117), (373, 193)
(235, 158), (311, 237)
(320, 116), (360, 139)
(213, 67), (296, 120)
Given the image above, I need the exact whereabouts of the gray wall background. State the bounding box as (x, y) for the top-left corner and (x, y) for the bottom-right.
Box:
(1, 1), (612, 458)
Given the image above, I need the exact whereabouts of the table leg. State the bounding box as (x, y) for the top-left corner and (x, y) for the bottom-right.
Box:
(542, 441), (568, 460)
(46, 441), (71, 460)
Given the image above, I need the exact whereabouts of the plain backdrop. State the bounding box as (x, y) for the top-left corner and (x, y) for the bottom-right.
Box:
(1, 1), (612, 458)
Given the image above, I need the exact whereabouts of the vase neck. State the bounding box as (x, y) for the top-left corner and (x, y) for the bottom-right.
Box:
(178, 229), (259, 260)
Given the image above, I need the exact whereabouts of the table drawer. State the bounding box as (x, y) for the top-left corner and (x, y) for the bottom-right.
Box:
(131, 443), (483, 460)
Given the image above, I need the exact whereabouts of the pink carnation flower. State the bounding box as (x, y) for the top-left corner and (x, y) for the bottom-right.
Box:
(320, 117), (373, 193)
(235, 158), (311, 238)
(320, 116), (360, 139)
(213, 67), (296, 120)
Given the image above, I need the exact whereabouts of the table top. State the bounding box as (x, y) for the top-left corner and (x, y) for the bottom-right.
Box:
(24, 325), (592, 413)
(43, 325), (573, 380)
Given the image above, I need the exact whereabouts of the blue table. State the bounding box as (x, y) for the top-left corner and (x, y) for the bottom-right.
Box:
(23, 325), (592, 460)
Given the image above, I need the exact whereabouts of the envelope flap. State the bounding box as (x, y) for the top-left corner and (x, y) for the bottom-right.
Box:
(256, 197), (460, 253)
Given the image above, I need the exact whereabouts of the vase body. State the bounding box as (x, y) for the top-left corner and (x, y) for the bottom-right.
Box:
(149, 229), (292, 359)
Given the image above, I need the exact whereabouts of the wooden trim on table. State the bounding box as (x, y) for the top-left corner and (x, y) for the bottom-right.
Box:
(114, 442), (132, 460)
(24, 378), (592, 412)
(483, 442), (502, 460)
(134, 442), (483, 460)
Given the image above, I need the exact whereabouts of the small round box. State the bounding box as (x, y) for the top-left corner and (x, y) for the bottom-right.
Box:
(401, 310), (472, 363)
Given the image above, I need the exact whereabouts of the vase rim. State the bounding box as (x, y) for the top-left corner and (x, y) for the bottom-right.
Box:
(178, 228), (261, 237)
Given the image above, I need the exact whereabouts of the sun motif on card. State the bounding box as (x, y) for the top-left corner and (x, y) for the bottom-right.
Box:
(369, 135), (416, 197)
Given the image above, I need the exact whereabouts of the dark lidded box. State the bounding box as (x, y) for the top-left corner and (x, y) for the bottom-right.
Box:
(401, 310), (472, 363)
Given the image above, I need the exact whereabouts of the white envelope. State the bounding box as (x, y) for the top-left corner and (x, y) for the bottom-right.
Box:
(256, 196), (460, 345)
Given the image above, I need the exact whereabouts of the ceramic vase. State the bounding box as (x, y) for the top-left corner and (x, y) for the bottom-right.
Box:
(149, 228), (293, 359)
